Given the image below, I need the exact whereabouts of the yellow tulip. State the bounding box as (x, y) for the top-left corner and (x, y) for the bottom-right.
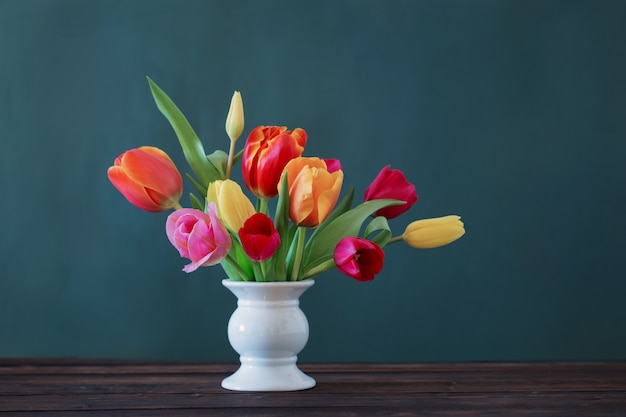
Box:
(206, 179), (256, 231)
(402, 215), (465, 249)
(225, 91), (244, 143)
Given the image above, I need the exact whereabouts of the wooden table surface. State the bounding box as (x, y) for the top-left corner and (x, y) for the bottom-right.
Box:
(1, 359), (625, 416)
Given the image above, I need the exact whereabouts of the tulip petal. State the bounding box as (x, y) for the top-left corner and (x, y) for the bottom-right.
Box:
(333, 237), (384, 282)
(225, 91), (244, 142)
(238, 213), (280, 262)
(108, 146), (183, 212)
(313, 170), (343, 226)
(289, 166), (316, 225)
(403, 215), (465, 249)
(364, 165), (418, 219)
(108, 165), (164, 212)
(256, 135), (298, 196)
(289, 128), (307, 151)
(120, 147), (182, 195)
(242, 126), (306, 199)
(283, 157), (343, 228)
(207, 180), (256, 231)
(165, 206), (231, 272)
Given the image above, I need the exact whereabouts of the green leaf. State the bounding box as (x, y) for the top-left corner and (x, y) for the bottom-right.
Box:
(146, 77), (223, 188)
(305, 188), (354, 245)
(284, 224), (299, 277)
(186, 173), (206, 201)
(221, 256), (249, 281)
(266, 174), (291, 281)
(222, 234), (253, 281)
(207, 150), (228, 179)
(189, 192), (204, 210)
(364, 216), (393, 247)
(301, 199), (403, 273)
(233, 149), (244, 164)
(233, 237), (254, 280)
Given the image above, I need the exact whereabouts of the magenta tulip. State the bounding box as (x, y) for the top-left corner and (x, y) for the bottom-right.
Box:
(238, 213), (280, 262)
(333, 237), (384, 282)
(364, 165), (418, 219)
(322, 158), (342, 173)
(165, 204), (231, 273)
(108, 146), (183, 212)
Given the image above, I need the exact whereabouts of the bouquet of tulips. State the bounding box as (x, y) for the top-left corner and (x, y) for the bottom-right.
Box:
(107, 78), (465, 282)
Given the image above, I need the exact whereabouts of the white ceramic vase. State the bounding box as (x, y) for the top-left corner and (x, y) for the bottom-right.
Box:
(221, 279), (316, 391)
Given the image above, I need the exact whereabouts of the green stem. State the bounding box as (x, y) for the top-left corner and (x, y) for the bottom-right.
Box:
(252, 261), (265, 282)
(173, 201), (183, 210)
(225, 140), (237, 180)
(301, 258), (336, 280)
(221, 255), (252, 281)
(387, 235), (404, 244)
(290, 227), (307, 281)
(258, 198), (269, 216)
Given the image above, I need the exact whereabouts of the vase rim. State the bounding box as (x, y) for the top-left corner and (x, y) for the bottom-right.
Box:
(222, 278), (314, 288)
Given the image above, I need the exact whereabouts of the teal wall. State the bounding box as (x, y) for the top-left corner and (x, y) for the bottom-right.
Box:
(1, 0), (625, 362)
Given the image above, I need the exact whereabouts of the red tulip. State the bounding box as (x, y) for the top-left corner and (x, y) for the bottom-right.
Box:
(238, 213), (280, 262)
(364, 165), (418, 219)
(333, 237), (384, 282)
(108, 146), (183, 212)
(242, 126), (307, 199)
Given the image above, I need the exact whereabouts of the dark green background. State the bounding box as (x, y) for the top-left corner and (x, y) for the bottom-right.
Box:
(1, 0), (625, 362)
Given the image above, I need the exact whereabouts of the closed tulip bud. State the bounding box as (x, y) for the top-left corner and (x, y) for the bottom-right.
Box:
(364, 165), (418, 219)
(225, 91), (244, 143)
(108, 146), (183, 212)
(238, 213), (281, 262)
(206, 179), (256, 232)
(402, 215), (465, 249)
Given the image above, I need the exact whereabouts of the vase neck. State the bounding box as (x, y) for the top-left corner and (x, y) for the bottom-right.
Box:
(222, 279), (315, 303)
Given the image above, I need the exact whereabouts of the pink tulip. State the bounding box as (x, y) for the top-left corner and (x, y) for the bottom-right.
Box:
(108, 146), (183, 212)
(238, 213), (280, 262)
(364, 165), (418, 219)
(333, 237), (384, 282)
(165, 204), (231, 273)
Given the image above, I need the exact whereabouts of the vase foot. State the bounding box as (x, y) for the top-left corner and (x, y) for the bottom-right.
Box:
(221, 356), (316, 392)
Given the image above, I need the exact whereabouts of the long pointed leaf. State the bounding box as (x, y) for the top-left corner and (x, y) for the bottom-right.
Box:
(146, 77), (223, 188)
(189, 192), (204, 210)
(267, 174), (291, 281)
(186, 173), (206, 199)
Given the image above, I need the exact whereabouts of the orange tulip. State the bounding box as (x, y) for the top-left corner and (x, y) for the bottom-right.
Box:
(108, 146), (183, 212)
(281, 157), (343, 227)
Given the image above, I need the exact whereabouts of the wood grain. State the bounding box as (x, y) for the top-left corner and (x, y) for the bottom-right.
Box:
(1, 360), (625, 416)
